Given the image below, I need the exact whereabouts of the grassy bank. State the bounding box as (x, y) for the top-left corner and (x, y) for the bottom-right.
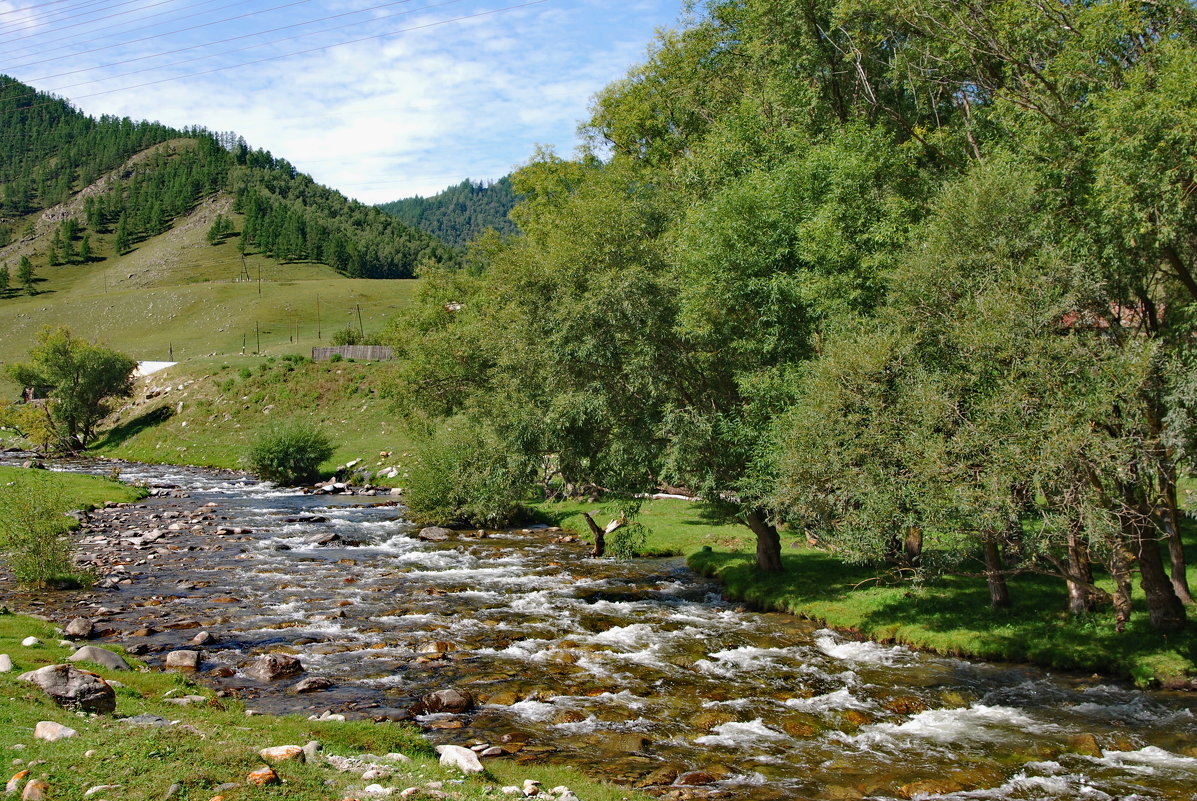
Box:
(0, 614), (646, 801)
(539, 498), (1197, 688)
(0, 466), (148, 509)
(76, 356), (412, 480)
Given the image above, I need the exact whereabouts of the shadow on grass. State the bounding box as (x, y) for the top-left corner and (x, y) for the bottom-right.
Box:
(91, 404), (174, 450)
(690, 548), (1197, 683)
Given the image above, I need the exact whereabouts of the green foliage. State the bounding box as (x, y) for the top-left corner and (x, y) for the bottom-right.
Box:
(245, 422), (335, 485)
(402, 416), (535, 527)
(206, 213), (234, 245)
(330, 326), (365, 346)
(0, 471), (88, 589)
(6, 327), (137, 452)
(17, 255), (33, 293)
(0, 263), (8, 293)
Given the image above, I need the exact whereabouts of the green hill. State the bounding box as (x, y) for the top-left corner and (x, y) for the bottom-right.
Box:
(376, 176), (519, 248)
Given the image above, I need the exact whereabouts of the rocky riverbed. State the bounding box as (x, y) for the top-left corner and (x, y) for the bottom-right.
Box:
(2, 457), (1196, 801)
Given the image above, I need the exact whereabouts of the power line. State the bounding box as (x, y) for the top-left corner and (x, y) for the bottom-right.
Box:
(0, 0), (144, 38)
(23, 0), (430, 85)
(2, 0), (320, 70)
(19, 1), (552, 107)
(0, 0), (237, 59)
(0, 0), (83, 18)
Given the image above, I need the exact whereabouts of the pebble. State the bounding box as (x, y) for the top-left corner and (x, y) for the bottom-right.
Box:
(245, 766), (279, 787)
(259, 746), (305, 763)
(5, 770), (28, 794)
(362, 784), (393, 796)
(84, 786), (120, 797)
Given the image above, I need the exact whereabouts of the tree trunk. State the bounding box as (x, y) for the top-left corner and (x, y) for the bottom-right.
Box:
(903, 526), (923, 568)
(582, 513), (605, 558)
(982, 539), (1011, 610)
(745, 508), (783, 573)
(1108, 542), (1134, 633)
(1157, 465), (1193, 604)
(1066, 521), (1099, 615)
(1126, 513), (1187, 631)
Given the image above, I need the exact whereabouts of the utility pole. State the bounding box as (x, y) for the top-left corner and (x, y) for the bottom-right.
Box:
(316, 294), (321, 340)
(356, 303), (364, 337)
(168, 342), (173, 360)
(255, 321), (260, 354)
(257, 260), (262, 295)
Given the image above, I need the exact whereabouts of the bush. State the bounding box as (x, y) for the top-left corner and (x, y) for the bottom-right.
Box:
(246, 423), (335, 485)
(403, 417), (535, 527)
(331, 326), (364, 346)
(0, 472), (91, 589)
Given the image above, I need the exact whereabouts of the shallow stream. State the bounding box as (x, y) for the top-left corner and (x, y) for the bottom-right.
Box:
(3, 457), (1195, 800)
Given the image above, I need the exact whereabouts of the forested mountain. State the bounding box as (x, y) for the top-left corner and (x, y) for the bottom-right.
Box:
(0, 76), (454, 278)
(377, 177), (518, 248)
(385, 0), (1197, 636)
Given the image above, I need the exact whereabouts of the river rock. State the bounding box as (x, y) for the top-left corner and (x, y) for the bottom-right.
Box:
(245, 766), (279, 787)
(599, 732), (650, 753)
(0, 654), (12, 673)
(190, 631), (216, 646)
(897, 779), (964, 798)
(6, 770), (28, 794)
(673, 771), (719, 787)
(19, 664), (115, 713)
(20, 780), (47, 801)
(244, 653), (303, 681)
(64, 618), (94, 639)
(420, 687), (474, 713)
(418, 641), (456, 655)
(1067, 733), (1103, 757)
(165, 650), (201, 670)
(292, 676), (334, 694)
(34, 721), (78, 741)
(435, 745), (483, 774)
(259, 745), (305, 763)
(417, 526), (452, 542)
(68, 646), (131, 671)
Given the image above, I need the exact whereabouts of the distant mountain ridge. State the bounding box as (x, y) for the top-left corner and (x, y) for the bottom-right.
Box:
(0, 75), (455, 279)
(377, 177), (519, 249)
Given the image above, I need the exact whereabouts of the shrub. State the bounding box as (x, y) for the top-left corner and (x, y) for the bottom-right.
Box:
(331, 326), (364, 346)
(329, 353), (344, 363)
(246, 423), (335, 485)
(402, 416), (535, 527)
(0, 472), (91, 589)
(238, 367), (252, 380)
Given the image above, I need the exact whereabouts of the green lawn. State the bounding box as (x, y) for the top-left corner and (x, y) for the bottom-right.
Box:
(540, 497), (1197, 687)
(0, 613), (648, 801)
(0, 465), (147, 509)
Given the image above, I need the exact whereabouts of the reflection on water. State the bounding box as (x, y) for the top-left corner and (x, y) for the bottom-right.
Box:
(5, 456), (1196, 800)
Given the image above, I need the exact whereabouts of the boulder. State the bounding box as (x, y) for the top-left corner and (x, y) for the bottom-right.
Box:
(68, 646), (131, 671)
(20, 637), (40, 647)
(416, 526), (452, 542)
(244, 653), (304, 681)
(64, 618), (94, 639)
(20, 780), (47, 801)
(435, 745), (484, 774)
(190, 631), (216, 646)
(19, 664), (115, 713)
(0, 654), (12, 673)
(165, 650), (201, 670)
(34, 721), (78, 741)
(420, 688), (474, 714)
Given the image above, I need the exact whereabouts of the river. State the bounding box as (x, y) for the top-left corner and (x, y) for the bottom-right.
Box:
(3, 457), (1195, 800)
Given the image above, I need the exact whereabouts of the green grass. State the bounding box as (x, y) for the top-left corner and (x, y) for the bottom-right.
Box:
(0, 465), (147, 509)
(0, 613), (649, 801)
(0, 194), (419, 398)
(537, 497), (1197, 687)
(77, 356), (411, 479)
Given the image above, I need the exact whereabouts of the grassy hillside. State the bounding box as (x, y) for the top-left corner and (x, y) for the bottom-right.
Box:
(86, 355), (412, 478)
(0, 195), (419, 398)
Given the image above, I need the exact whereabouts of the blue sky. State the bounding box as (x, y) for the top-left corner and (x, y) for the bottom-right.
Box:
(0, 0), (685, 202)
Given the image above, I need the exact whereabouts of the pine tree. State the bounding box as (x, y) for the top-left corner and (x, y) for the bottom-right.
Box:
(0, 263), (9, 293)
(79, 234), (92, 263)
(17, 256), (34, 294)
(113, 214), (131, 255)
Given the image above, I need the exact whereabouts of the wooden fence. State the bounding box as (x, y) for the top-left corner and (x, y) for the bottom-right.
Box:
(311, 345), (395, 362)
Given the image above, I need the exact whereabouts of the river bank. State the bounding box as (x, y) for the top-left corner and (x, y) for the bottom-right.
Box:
(535, 499), (1197, 689)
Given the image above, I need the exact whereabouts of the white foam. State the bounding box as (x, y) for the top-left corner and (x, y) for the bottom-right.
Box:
(1093, 746), (1197, 772)
(785, 689), (873, 713)
(695, 719), (791, 748)
(842, 704), (1052, 750)
(814, 629), (914, 665)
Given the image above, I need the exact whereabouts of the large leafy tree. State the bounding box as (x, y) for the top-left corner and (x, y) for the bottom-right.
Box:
(6, 327), (137, 452)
